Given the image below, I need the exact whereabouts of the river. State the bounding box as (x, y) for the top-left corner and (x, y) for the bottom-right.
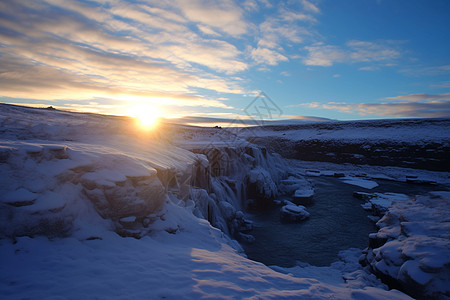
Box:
(242, 174), (447, 267)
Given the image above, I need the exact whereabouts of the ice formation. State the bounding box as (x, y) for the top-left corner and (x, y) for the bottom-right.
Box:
(2, 104), (447, 299)
(361, 191), (450, 299)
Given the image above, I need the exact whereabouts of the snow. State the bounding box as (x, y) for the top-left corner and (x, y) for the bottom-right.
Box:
(280, 204), (310, 222)
(119, 216), (137, 223)
(288, 159), (450, 186)
(239, 118), (450, 144)
(0, 103), (442, 299)
(362, 191), (450, 299)
(0, 232), (412, 300)
(294, 187), (314, 198)
(1, 188), (38, 205)
(354, 192), (411, 216)
(279, 175), (312, 197)
(340, 176), (379, 189)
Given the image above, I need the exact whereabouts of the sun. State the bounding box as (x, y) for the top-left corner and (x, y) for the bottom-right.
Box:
(127, 105), (162, 129)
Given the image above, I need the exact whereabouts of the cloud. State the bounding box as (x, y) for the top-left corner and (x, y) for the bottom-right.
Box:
(294, 93), (450, 118)
(250, 47), (288, 65)
(303, 45), (346, 66)
(0, 0), (326, 116)
(359, 66), (380, 71)
(281, 114), (331, 121)
(385, 93), (450, 102)
(303, 40), (402, 67)
(246, 2), (318, 67)
(0, 0), (259, 113)
(355, 101), (450, 118)
(431, 81), (450, 89)
(400, 65), (450, 77)
(174, 0), (247, 36)
(301, 0), (320, 13)
(197, 24), (221, 36)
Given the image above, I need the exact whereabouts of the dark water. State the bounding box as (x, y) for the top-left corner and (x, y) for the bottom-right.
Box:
(242, 176), (447, 267)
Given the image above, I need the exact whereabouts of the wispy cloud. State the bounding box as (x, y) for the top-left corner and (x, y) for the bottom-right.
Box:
(250, 47), (288, 65)
(301, 0), (320, 13)
(431, 81), (450, 89)
(0, 0), (248, 112)
(248, 1), (318, 66)
(303, 40), (402, 67)
(289, 93), (450, 118)
(303, 45), (346, 66)
(0, 0), (322, 114)
(384, 93), (450, 102)
(400, 65), (450, 77)
(175, 0), (248, 36)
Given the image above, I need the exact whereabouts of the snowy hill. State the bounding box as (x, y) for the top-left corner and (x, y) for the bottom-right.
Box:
(240, 118), (450, 171)
(1, 103), (446, 299)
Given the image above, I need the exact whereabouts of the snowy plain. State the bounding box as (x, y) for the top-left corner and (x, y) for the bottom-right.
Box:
(1, 104), (448, 299)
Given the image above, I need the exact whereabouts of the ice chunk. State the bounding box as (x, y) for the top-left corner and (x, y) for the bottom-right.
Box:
(341, 177), (378, 189)
(294, 188), (314, 198)
(280, 204), (310, 223)
(293, 187), (314, 205)
(305, 169), (321, 176)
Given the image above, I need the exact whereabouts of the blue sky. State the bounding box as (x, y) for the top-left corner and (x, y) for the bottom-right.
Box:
(0, 0), (449, 121)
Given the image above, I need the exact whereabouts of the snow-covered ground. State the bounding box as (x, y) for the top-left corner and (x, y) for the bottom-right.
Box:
(362, 191), (450, 299)
(242, 118), (450, 143)
(240, 118), (450, 172)
(288, 159), (450, 186)
(1, 104), (448, 299)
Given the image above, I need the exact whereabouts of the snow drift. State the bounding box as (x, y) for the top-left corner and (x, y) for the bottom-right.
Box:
(0, 103), (420, 299)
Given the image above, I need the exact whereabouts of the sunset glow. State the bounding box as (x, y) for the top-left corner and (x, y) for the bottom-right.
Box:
(0, 1), (449, 120)
(127, 105), (162, 130)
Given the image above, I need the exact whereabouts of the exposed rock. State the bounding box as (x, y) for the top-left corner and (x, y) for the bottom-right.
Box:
(280, 204), (310, 223)
(293, 188), (314, 205)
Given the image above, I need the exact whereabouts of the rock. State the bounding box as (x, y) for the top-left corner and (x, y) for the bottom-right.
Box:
(120, 216), (137, 223)
(246, 167), (277, 209)
(80, 169), (166, 221)
(119, 216), (138, 229)
(293, 188), (314, 205)
(353, 191), (376, 201)
(237, 232), (255, 243)
(368, 233), (388, 249)
(279, 175), (311, 196)
(305, 169), (320, 176)
(280, 204), (310, 223)
(405, 175), (437, 185)
(219, 201), (236, 221)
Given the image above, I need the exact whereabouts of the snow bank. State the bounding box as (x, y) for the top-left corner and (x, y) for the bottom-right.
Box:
(0, 104), (415, 299)
(0, 228), (413, 300)
(354, 192), (411, 216)
(361, 191), (450, 299)
(0, 140), (176, 239)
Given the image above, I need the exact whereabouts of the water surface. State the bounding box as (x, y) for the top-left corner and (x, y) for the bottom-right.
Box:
(243, 175), (446, 267)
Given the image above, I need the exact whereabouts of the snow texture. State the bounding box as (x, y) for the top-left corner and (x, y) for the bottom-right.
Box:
(0, 103), (430, 299)
(362, 191), (450, 299)
(280, 203), (310, 222)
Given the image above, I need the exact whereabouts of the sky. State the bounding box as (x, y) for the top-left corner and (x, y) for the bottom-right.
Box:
(0, 0), (449, 122)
